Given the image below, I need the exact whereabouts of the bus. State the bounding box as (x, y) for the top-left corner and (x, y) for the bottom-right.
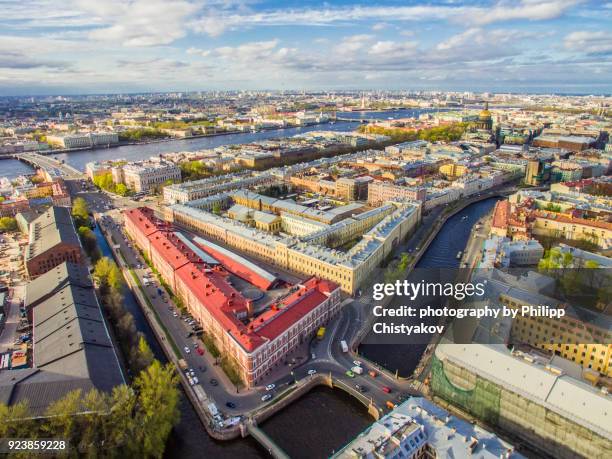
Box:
(316, 327), (326, 340)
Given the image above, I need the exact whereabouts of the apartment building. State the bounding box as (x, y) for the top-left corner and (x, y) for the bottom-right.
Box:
(113, 159), (181, 193)
(367, 181), (426, 205)
(166, 201), (420, 293)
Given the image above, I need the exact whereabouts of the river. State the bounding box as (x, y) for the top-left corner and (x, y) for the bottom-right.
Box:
(0, 108), (446, 179)
(358, 197), (501, 377)
(0, 121), (359, 179)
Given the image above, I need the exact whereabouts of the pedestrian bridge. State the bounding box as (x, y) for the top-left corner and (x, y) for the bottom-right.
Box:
(245, 421), (290, 459)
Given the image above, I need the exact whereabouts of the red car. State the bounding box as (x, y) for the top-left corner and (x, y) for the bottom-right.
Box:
(196, 347), (204, 356)
(382, 386), (392, 394)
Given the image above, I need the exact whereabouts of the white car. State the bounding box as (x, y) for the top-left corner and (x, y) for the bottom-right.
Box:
(172, 312), (178, 317)
(265, 384), (275, 391)
(353, 360), (362, 367)
(307, 369), (317, 375)
(184, 346), (191, 354)
(261, 394), (272, 402)
(192, 376), (199, 384)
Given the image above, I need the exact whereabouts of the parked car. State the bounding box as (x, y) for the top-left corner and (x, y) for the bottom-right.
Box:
(210, 379), (218, 386)
(197, 348), (204, 356)
(225, 402), (236, 409)
(261, 394), (272, 402)
(265, 384), (275, 391)
(183, 346), (191, 354)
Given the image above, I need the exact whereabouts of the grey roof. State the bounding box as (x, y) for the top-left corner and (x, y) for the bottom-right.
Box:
(25, 206), (80, 261)
(0, 262), (124, 416)
(25, 262), (91, 309)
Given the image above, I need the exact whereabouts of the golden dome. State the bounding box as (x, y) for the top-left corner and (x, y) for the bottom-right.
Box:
(479, 102), (491, 119)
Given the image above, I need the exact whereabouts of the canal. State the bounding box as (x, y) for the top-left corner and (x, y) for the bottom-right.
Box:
(261, 386), (373, 459)
(359, 197), (501, 376)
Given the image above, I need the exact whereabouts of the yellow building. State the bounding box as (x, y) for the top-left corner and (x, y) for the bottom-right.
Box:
(167, 202), (420, 294)
(500, 292), (612, 377)
(439, 163), (468, 178)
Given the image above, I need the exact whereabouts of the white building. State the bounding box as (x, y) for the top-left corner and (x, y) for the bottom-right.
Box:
(334, 397), (523, 459)
(113, 159), (181, 193)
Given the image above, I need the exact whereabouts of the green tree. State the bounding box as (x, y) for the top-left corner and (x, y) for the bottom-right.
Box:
(0, 216), (17, 232)
(115, 183), (128, 196)
(72, 197), (90, 227)
(108, 263), (124, 292)
(78, 226), (100, 261)
(212, 202), (222, 215)
(0, 401), (37, 438)
(94, 257), (115, 294)
(133, 361), (180, 458)
(43, 389), (84, 440)
(131, 335), (155, 373)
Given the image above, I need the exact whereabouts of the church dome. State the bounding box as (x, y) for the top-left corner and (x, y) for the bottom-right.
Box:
(479, 102), (492, 120)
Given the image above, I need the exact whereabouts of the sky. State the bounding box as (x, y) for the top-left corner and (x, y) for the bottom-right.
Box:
(0, 0), (611, 95)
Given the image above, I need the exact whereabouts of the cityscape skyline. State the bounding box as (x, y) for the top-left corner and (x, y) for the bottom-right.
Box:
(1, 0), (612, 95)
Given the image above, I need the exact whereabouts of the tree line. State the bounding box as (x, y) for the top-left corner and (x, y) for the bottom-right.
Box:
(358, 122), (468, 143)
(0, 360), (180, 458)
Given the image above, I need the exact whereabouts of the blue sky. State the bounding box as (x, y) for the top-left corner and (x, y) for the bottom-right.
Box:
(0, 0), (611, 95)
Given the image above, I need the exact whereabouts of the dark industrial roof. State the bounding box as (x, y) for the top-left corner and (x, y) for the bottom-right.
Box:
(25, 207), (81, 261)
(0, 262), (124, 416)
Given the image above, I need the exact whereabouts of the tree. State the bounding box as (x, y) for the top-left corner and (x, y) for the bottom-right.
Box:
(108, 263), (124, 292)
(94, 257), (115, 294)
(131, 335), (155, 373)
(0, 401), (37, 438)
(212, 202), (222, 215)
(0, 217), (17, 232)
(115, 183), (128, 196)
(72, 197), (90, 228)
(43, 389), (84, 440)
(133, 361), (180, 458)
(78, 226), (100, 261)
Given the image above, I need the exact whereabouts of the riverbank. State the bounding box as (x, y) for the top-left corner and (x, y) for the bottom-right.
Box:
(0, 120), (348, 161)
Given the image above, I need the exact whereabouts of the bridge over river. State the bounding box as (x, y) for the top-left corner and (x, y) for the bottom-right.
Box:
(13, 152), (84, 179)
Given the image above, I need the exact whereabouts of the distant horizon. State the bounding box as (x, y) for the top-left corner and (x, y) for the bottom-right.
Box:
(2, 88), (612, 99)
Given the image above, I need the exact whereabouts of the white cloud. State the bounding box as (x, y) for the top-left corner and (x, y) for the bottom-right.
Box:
(83, 0), (199, 46)
(188, 1), (582, 37)
(564, 31), (612, 54)
(371, 22), (388, 31)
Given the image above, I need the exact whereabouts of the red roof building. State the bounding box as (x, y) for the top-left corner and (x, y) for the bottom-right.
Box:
(123, 207), (341, 387)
